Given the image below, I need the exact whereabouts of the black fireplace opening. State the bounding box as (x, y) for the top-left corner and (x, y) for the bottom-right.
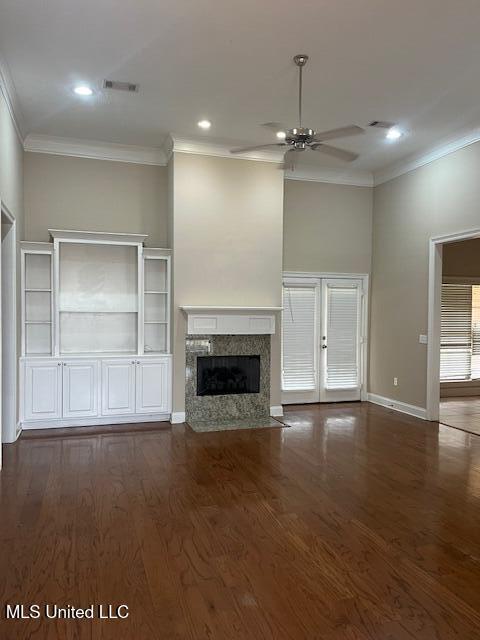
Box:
(197, 355), (260, 396)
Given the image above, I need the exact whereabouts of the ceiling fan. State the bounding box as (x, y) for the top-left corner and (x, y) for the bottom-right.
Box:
(230, 54), (364, 170)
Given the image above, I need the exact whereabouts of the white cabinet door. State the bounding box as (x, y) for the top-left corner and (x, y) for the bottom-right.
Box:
(101, 359), (136, 416)
(62, 360), (99, 418)
(24, 360), (62, 421)
(135, 358), (171, 414)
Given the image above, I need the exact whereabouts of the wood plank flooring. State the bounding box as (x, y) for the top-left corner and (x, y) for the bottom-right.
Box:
(1, 403), (480, 639)
(440, 396), (480, 436)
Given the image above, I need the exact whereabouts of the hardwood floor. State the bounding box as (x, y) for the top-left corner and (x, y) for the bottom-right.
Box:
(1, 403), (480, 639)
(440, 396), (480, 436)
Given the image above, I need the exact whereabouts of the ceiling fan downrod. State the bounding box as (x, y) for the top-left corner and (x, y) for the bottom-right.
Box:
(293, 54), (309, 128)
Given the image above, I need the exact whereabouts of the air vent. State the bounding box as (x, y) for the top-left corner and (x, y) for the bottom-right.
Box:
(369, 120), (395, 129)
(103, 80), (138, 93)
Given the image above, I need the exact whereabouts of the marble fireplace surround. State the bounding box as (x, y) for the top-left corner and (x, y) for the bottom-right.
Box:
(185, 334), (271, 424)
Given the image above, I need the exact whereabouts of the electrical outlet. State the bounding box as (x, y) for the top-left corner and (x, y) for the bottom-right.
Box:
(393, 377), (398, 386)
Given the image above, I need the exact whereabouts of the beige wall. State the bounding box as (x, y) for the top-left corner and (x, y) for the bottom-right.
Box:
(0, 94), (23, 224)
(170, 153), (284, 413)
(0, 88), (25, 436)
(370, 141), (480, 408)
(24, 153), (168, 247)
(283, 180), (373, 273)
(443, 237), (480, 278)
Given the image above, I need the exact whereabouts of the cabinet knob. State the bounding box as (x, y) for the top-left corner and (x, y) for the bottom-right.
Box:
(131, 360), (135, 364)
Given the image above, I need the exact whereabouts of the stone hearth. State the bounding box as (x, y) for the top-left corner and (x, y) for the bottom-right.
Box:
(185, 334), (270, 425)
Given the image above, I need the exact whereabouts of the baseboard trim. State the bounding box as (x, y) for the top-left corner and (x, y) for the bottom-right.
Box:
(270, 405), (284, 417)
(170, 411), (186, 424)
(367, 393), (427, 420)
(3, 422), (23, 443)
(21, 413), (171, 430)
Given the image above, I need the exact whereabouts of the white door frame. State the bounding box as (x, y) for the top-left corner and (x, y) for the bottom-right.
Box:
(282, 271), (369, 403)
(0, 201), (17, 448)
(426, 227), (480, 421)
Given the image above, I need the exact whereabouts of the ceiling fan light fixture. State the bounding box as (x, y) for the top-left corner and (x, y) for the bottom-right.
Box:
(276, 131), (286, 139)
(73, 85), (93, 96)
(386, 126), (403, 141)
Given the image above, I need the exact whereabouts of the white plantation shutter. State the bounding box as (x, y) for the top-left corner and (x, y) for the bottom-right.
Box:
(282, 286), (316, 391)
(325, 285), (360, 390)
(440, 284), (472, 381)
(471, 285), (480, 379)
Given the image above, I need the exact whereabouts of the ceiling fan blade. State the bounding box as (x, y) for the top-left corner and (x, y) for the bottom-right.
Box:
(310, 143), (359, 162)
(261, 122), (288, 133)
(279, 149), (296, 171)
(313, 125), (364, 142)
(230, 143), (286, 154)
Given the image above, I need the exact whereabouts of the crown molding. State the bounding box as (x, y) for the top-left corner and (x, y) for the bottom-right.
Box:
(0, 54), (25, 141)
(26, 127), (480, 188)
(285, 165), (373, 187)
(167, 135), (375, 184)
(168, 134), (285, 163)
(373, 128), (480, 186)
(24, 134), (168, 166)
(22, 131), (373, 184)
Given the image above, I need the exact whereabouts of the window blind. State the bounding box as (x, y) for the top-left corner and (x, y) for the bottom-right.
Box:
(440, 284), (472, 381)
(471, 286), (480, 379)
(282, 286), (316, 391)
(325, 286), (359, 390)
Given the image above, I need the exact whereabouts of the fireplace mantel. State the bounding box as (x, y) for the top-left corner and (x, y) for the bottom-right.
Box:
(180, 306), (282, 335)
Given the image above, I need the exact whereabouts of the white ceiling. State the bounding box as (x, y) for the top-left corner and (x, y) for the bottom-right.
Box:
(2, 0), (480, 172)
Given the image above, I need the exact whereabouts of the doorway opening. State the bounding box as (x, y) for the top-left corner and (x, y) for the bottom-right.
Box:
(281, 272), (368, 406)
(0, 203), (17, 469)
(435, 237), (480, 435)
(427, 227), (480, 429)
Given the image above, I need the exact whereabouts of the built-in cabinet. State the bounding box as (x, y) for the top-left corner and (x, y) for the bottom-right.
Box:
(102, 359), (136, 416)
(23, 359), (62, 422)
(20, 230), (172, 429)
(101, 358), (170, 416)
(62, 360), (99, 419)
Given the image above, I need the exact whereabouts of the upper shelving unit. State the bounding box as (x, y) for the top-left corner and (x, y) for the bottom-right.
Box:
(21, 231), (171, 358)
(22, 243), (54, 356)
(143, 248), (170, 354)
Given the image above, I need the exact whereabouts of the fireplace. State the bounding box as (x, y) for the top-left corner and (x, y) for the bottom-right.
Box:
(185, 334), (270, 424)
(197, 355), (260, 396)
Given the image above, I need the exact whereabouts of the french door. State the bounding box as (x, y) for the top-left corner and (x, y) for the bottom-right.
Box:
(282, 276), (365, 404)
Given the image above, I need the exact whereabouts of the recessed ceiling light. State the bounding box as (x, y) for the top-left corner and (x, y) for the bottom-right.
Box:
(386, 126), (403, 141)
(276, 131), (286, 140)
(73, 85), (93, 96)
(198, 120), (211, 130)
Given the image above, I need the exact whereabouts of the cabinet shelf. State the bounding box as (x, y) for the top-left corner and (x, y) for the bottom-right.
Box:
(145, 290), (168, 295)
(144, 321), (168, 324)
(25, 288), (52, 293)
(25, 321), (52, 325)
(59, 310), (138, 314)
